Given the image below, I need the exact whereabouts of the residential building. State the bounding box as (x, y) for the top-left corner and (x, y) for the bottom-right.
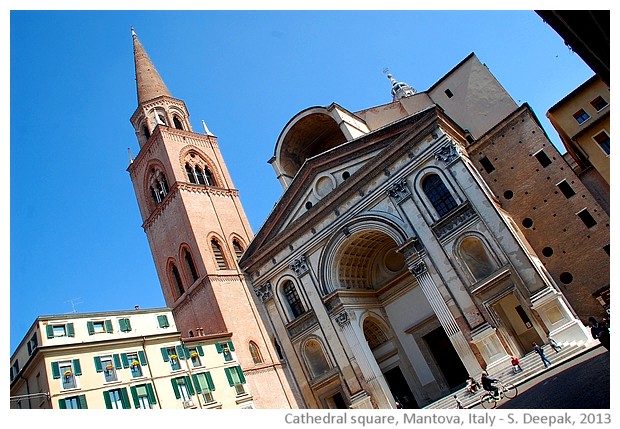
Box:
(238, 53), (601, 409)
(10, 308), (254, 409)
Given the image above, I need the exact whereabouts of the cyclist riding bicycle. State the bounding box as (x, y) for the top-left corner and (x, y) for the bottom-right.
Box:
(480, 370), (500, 399)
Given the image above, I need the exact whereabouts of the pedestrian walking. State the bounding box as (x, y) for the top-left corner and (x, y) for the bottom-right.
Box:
(548, 335), (561, 353)
(454, 394), (464, 409)
(533, 342), (552, 368)
(589, 317), (610, 350)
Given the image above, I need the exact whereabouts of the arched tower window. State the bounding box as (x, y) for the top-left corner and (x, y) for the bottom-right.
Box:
(149, 169), (170, 206)
(232, 239), (244, 260)
(422, 173), (458, 217)
(363, 319), (389, 349)
(211, 239), (229, 270)
(459, 236), (496, 281)
(170, 263), (185, 299)
(184, 155), (218, 187)
(173, 115), (183, 130)
(203, 168), (215, 186)
(249, 341), (263, 364)
(183, 248), (199, 282)
(195, 166), (206, 185)
(185, 163), (197, 184)
(304, 339), (331, 378)
(282, 281), (304, 319)
(142, 125), (151, 141)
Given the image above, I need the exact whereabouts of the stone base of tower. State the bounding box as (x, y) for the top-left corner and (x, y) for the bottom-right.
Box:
(245, 364), (303, 409)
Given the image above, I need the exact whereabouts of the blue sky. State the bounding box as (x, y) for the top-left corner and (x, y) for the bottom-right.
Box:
(9, 9), (597, 354)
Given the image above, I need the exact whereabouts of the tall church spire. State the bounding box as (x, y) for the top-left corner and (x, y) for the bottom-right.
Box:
(132, 27), (171, 104)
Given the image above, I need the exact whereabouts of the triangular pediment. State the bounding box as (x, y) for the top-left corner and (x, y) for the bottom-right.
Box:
(240, 105), (446, 269)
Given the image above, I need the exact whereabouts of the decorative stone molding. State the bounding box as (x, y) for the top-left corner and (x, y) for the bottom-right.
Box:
(397, 236), (424, 259)
(254, 282), (273, 302)
(410, 261), (428, 277)
(334, 311), (349, 327)
(289, 256), (309, 277)
(286, 311), (318, 339)
(386, 179), (411, 204)
(434, 142), (461, 165)
(432, 202), (477, 240)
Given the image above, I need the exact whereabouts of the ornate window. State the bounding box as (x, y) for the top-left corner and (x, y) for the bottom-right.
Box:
(422, 174), (457, 217)
(304, 339), (330, 378)
(282, 281), (304, 319)
(184, 152), (217, 186)
(211, 239), (229, 270)
(459, 236), (495, 281)
(148, 168), (169, 206)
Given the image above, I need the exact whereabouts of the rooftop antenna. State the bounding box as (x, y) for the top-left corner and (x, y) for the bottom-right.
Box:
(65, 297), (83, 314)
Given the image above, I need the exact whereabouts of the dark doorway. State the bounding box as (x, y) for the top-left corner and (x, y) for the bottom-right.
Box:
(423, 327), (468, 389)
(326, 392), (348, 409)
(383, 366), (419, 408)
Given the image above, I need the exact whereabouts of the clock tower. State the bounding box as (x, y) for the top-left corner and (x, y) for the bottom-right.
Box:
(127, 29), (300, 408)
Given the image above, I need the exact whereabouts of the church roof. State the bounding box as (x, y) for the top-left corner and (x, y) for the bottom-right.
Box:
(132, 28), (172, 105)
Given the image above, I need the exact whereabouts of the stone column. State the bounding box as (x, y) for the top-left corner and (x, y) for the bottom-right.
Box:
(333, 311), (393, 409)
(408, 258), (481, 377)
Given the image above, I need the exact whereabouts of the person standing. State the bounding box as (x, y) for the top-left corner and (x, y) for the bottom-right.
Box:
(454, 394), (464, 409)
(533, 342), (552, 368)
(548, 335), (561, 353)
(589, 317), (610, 350)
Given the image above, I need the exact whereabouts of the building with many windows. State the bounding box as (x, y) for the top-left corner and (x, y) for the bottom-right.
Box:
(10, 308), (254, 409)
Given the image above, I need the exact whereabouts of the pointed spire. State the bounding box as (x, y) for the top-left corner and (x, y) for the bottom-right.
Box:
(384, 68), (415, 101)
(132, 27), (172, 105)
(202, 120), (214, 136)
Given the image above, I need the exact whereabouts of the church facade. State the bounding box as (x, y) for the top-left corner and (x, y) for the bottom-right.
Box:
(126, 29), (607, 410)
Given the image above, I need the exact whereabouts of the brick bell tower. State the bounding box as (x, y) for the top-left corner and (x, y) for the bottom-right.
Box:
(127, 29), (300, 408)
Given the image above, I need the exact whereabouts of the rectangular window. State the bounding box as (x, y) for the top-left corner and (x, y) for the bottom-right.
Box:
(131, 384), (156, 409)
(104, 388), (131, 409)
(556, 180), (576, 198)
(118, 318), (132, 332)
(479, 156), (495, 173)
(59, 361), (77, 389)
(216, 342), (235, 362)
(593, 131), (610, 155)
(192, 372), (216, 404)
(188, 346), (204, 368)
(161, 346), (182, 370)
(27, 334), (38, 355)
(124, 351), (145, 378)
(534, 150), (552, 167)
(46, 323), (74, 339)
(577, 209), (597, 228)
(58, 395), (87, 409)
(87, 320), (113, 335)
(444, 88), (454, 98)
(573, 109), (590, 124)
(172, 376), (195, 405)
(225, 366), (247, 395)
(590, 96), (608, 111)
(157, 314), (170, 328)
(101, 356), (119, 382)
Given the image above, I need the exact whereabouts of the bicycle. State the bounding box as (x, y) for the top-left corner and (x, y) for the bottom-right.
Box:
(480, 382), (518, 408)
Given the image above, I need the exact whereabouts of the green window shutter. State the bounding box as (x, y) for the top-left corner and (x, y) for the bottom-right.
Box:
(58, 398), (67, 409)
(125, 319), (132, 331)
(146, 383), (157, 405)
(120, 353), (129, 368)
(197, 345), (204, 356)
(228, 341), (235, 351)
(215, 343), (223, 354)
(67, 323), (75, 337)
(46, 325), (54, 339)
(121, 388), (131, 409)
(94, 356), (103, 372)
(105, 319), (113, 333)
(78, 394), (88, 409)
(73, 359), (82, 376)
(87, 321), (95, 335)
(184, 347), (191, 359)
(51, 362), (60, 379)
(192, 374), (202, 394)
(130, 386), (139, 408)
(157, 315), (169, 328)
(103, 391), (112, 409)
(224, 367), (234, 386)
(113, 354), (122, 369)
(171, 378), (180, 399)
(160, 347), (169, 362)
(138, 350), (147, 366)
(118, 319), (127, 332)
(236, 366), (246, 384)
(185, 376), (195, 396)
(206, 372), (215, 391)
(176, 345), (185, 359)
